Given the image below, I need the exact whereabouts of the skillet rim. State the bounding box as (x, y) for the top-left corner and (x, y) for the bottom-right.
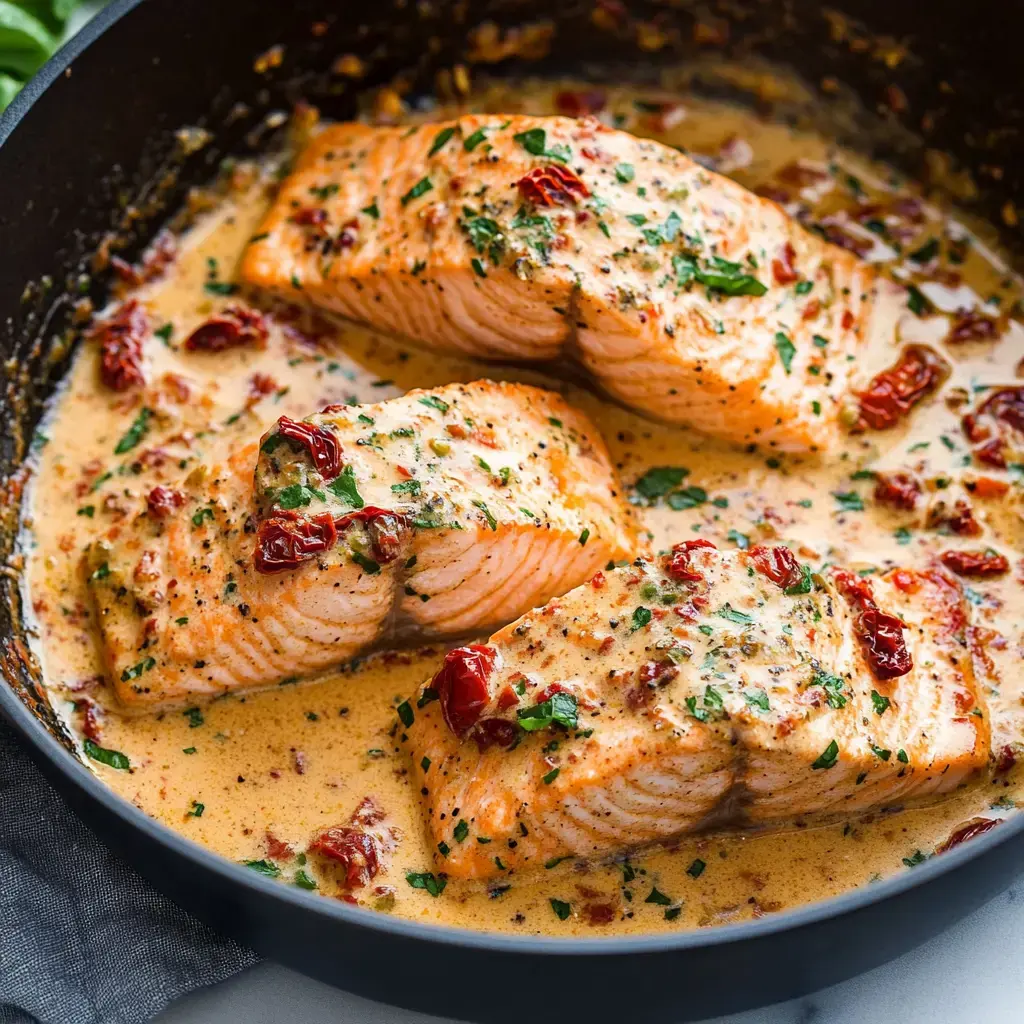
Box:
(1, 0), (1021, 960)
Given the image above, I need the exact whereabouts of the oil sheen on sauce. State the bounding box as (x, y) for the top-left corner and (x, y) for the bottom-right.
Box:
(23, 80), (1024, 936)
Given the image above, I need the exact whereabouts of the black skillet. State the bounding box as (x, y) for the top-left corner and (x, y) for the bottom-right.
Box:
(1, 1), (1023, 1020)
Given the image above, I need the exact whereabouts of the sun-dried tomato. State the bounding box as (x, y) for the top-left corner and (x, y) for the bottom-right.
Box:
(626, 658), (679, 709)
(95, 300), (148, 391)
(554, 90), (607, 116)
(254, 510), (338, 574)
(929, 498), (982, 537)
(274, 416), (343, 481)
(940, 549), (1010, 578)
(962, 386), (1024, 467)
(749, 544), (803, 590)
(855, 345), (947, 430)
(833, 569), (913, 680)
(350, 796), (386, 827)
(433, 644), (498, 737)
(184, 306), (268, 353)
(664, 539), (717, 583)
(473, 718), (520, 751)
(518, 164), (590, 207)
(980, 386), (1024, 434)
(265, 831), (294, 860)
(146, 486), (185, 519)
(771, 242), (799, 285)
(335, 507), (410, 564)
(947, 310), (1000, 345)
(969, 476), (1010, 500)
(76, 698), (103, 742)
(936, 817), (1000, 854)
(309, 826), (380, 888)
(873, 472), (922, 511)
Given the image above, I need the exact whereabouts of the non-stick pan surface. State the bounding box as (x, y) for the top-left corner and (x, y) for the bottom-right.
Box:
(2, 2), (1023, 1020)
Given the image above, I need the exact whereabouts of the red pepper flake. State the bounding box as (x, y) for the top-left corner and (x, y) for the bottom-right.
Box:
(334, 507), (410, 564)
(275, 416), (343, 481)
(254, 510), (338, 574)
(947, 310), (1000, 345)
(771, 242), (799, 285)
(433, 644), (498, 737)
(184, 306), (269, 353)
(95, 300), (148, 391)
(664, 539), (717, 583)
(146, 486), (185, 519)
(936, 817), (1000, 854)
(940, 549), (1010, 578)
(749, 544), (803, 590)
(517, 165), (590, 207)
(854, 345), (948, 431)
(873, 472), (922, 511)
(554, 89), (607, 117)
(833, 569), (913, 680)
(496, 685), (520, 711)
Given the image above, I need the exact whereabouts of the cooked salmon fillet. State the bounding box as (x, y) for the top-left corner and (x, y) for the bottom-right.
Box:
(242, 114), (913, 451)
(404, 542), (988, 879)
(87, 380), (636, 709)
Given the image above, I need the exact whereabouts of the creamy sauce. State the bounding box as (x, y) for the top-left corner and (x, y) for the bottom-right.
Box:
(23, 80), (1023, 936)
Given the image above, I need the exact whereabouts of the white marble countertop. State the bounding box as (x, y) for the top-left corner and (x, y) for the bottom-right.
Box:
(154, 882), (1021, 1023)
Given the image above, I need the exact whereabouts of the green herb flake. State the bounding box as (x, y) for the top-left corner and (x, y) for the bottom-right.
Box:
(633, 466), (689, 500)
(294, 869), (318, 890)
(630, 606), (653, 632)
(686, 858), (706, 879)
(871, 690), (891, 716)
(406, 871), (447, 897)
(83, 739), (130, 770)
(328, 465), (365, 509)
(774, 332), (796, 374)
(518, 691), (578, 732)
(811, 739), (839, 770)
(832, 491), (865, 513)
(615, 163), (635, 183)
(542, 767), (561, 785)
(453, 819), (470, 843)
(645, 886), (672, 906)
(428, 126), (456, 156)
(401, 177), (433, 205)
(244, 859), (281, 878)
(397, 701), (414, 728)
(418, 394), (450, 413)
(472, 499), (497, 531)
(550, 898), (572, 920)
(114, 407), (153, 455)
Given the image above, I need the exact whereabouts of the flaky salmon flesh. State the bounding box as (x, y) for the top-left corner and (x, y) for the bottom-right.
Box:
(242, 114), (914, 452)
(404, 543), (988, 879)
(87, 380), (637, 710)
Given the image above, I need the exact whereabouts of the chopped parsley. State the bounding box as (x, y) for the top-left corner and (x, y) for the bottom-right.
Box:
(686, 858), (706, 879)
(870, 690), (891, 716)
(811, 739), (839, 770)
(832, 491), (865, 513)
(518, 691), (578, 732)
(114, 407), (153, 455)
(328, 465), (365, 508)
(418, 394), (450, 413)
(428, 126), (456, 156)
(400, 177), (433, 206)
(550, 898), (572, 920)
(83, 739), (130, 770)
(512, 127), (569, 163)
(472, 500), (497, 531)
(406, 871), (447, 897)
(244, 859), (281, 878)
(774, 332), (796, 375)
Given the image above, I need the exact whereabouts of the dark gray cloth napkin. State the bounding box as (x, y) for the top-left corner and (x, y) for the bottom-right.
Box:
(0, 718), (259, 1024)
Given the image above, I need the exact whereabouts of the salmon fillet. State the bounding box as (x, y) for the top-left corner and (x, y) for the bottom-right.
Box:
(242, 114), (913, 451)
(404, 542), (988, 879)
(87, 380), (636, 709)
